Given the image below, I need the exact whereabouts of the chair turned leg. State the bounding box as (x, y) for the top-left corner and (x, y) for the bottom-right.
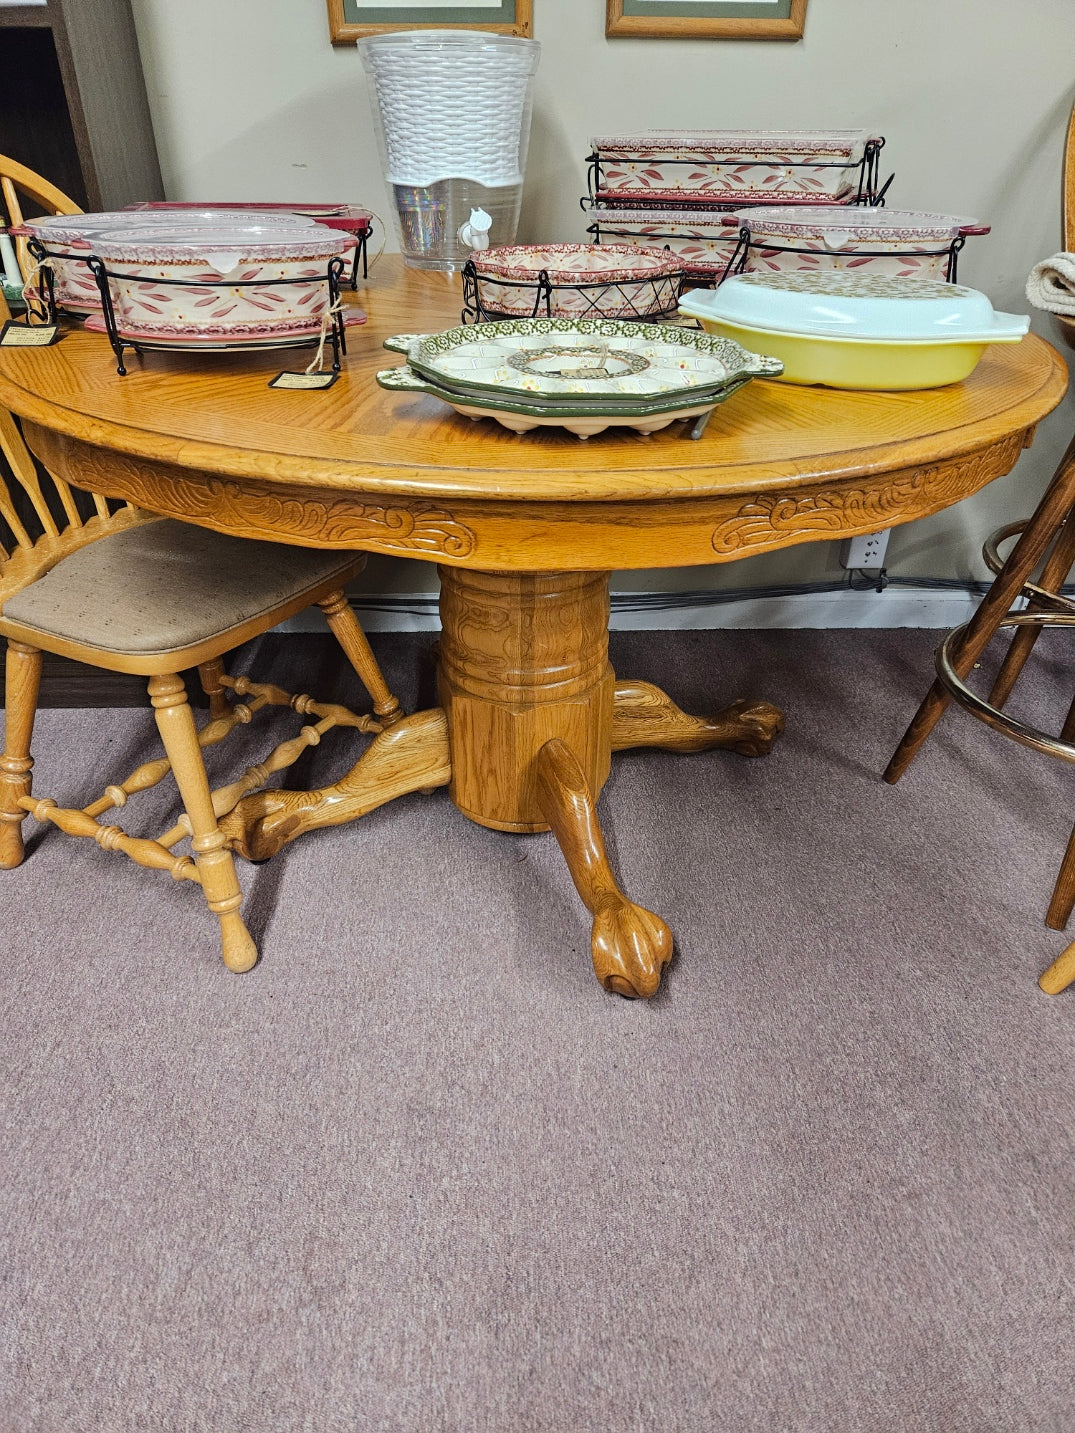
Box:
(989, 515), (1075, 709)
(1039, 940), (1075, 995)
(1045, 819), (1075, 932)
(197, 658), (231, 720)
(885, 435), (1075, 784)
(0, 641), (42, 869)
(317, 589), (403, 727)
(149, 672), (257, 972)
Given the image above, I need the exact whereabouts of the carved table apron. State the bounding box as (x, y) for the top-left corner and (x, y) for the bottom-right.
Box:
(0, 258), (1066, 997)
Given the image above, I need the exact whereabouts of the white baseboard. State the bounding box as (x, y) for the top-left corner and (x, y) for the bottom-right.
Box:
(274, 587), (989, 634)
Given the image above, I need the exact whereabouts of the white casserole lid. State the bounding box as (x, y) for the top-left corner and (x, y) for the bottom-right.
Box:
(730, 205), (989, 244)
(680, 272), (1029, 343)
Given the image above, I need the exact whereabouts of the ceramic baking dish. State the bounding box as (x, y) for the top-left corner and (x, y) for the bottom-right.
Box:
(733, 206), (990, 281)
(88, 223), (356, 345)
(679, 271), (1029, 389)
(467, 243), (683, 318)
(18, 209), (318, 314)
(586, 207), (739, 279)
(589, 129), (881, 207)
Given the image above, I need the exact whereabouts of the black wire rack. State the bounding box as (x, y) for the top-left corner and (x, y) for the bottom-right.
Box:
(585, 137), (890, 211)
(718, 226), (970, 285)
(582, 219), (970, 294)
(584, 216), (739, 288)
(460, 257), (684, 325)
(75, 251), (348, 376)
(347, 222), (371, 290)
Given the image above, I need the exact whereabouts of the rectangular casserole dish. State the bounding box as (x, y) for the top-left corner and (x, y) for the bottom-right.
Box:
(588, 129), (881, 208)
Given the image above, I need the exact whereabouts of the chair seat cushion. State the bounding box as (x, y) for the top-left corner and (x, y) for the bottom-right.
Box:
(3, 519), (361, 655)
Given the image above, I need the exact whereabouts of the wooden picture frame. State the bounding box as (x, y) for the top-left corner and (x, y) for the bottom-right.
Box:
(606, 0), (806, 40)
(328, 0), (532, 44)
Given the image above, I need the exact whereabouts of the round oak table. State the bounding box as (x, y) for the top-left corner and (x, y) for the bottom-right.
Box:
(0, 259), (1066, 997)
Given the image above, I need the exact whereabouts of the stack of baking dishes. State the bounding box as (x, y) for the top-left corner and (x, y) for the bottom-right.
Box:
(584, 129), (887, 283)
(376, 316), (783, 438)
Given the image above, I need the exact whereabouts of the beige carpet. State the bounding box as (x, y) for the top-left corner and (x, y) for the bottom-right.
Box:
(1, 629), (1073, 1432)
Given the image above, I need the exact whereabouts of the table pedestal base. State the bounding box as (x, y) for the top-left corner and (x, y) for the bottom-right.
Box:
(219, 569), (784, 997)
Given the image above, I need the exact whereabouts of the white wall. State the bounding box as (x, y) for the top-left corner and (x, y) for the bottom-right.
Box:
(128, 0), (1075, 598)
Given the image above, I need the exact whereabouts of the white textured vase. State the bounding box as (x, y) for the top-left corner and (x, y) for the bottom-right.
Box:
(360, 30), (541, 270)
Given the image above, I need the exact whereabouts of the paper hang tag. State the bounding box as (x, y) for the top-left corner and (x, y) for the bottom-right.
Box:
(269, 370), (338, 391)
(0, 321), (60, 348)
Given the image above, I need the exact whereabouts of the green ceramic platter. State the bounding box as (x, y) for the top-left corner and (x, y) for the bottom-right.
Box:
(383, 317), (782, 407)
(377, 363), (753, 420)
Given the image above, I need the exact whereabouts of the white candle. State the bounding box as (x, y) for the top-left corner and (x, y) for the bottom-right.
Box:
(0, 232), (19, 287)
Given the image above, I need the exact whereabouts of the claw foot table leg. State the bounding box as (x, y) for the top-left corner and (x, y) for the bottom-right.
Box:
(536, 738), (672, 999)
(612, 680), (784, 756)
(219, 708), (450, 862)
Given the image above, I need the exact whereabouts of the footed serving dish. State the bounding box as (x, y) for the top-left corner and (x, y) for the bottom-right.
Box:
(378, 316), (782, 436)
(383, 317), (781, 402)
(679, 271), (1029, 389)
(376, 364), (725, 437)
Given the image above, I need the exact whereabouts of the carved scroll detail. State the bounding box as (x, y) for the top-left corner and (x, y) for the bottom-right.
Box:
(711, 432), (1028, 556)
(49, 443), (477, 559)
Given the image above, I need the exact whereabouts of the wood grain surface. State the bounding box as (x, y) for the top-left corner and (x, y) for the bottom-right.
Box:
(0, 257), (1065, 573)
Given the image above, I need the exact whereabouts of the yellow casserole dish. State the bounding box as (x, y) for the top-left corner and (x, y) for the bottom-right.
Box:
(679, 272), (1029, 390)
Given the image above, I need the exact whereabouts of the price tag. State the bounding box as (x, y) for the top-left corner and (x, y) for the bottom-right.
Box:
(0, 321), (60, 348)
(269, 370), (338, 391)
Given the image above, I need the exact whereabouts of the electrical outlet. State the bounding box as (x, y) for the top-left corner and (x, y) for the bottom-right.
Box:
(839, 528), (891, 571)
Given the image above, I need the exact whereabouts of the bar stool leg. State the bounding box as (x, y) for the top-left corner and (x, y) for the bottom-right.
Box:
(884, 435), (1075, 785)
(989, 514), (1075, 708)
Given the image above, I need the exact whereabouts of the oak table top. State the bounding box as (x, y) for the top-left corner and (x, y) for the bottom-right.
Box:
(0, 256), (1066, 573)
(0, 259), (1067, 999)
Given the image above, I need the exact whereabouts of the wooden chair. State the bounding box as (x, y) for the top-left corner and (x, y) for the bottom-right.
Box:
(884, 96), (1075, 995)
(0, 151), (81, 280)
(0, 296), (402, 974)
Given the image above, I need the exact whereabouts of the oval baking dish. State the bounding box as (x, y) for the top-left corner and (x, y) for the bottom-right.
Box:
(468, 243), (683, 319)
(18, 209), (319, 314)
(89, 223), (356, 345)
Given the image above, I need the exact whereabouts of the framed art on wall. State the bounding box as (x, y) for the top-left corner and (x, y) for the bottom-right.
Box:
(328, 0), (532, 44)
(606, 0), (806, 39)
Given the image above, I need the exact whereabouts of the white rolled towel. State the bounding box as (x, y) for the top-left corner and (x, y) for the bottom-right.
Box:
(1026, 252), (1075, 315)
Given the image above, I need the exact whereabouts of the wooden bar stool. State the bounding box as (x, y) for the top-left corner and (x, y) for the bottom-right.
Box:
(884, 431), (1075, 995)
(885, 96), (1075, 995)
